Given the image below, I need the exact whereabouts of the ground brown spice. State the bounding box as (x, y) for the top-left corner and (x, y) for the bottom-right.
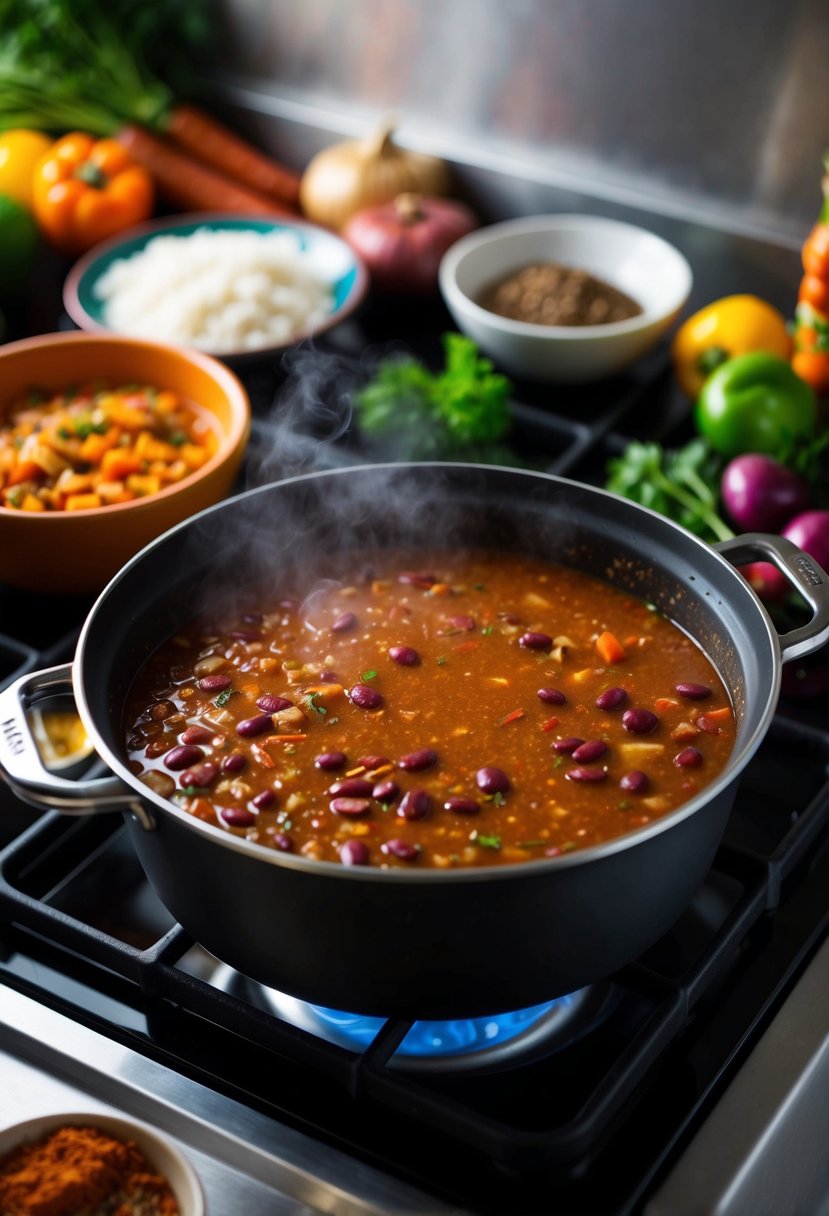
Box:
(0, 1124), (179, 1216)
(480, 262), (642, 326)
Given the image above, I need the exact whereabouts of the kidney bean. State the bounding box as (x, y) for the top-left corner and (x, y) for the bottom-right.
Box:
(332, 611), (358, 634)
(179, 762), (218, 788)
(551, 737), (584, 754)
(595, 687), (628, 711)
(222, 752), (247, 773)
(315, 751), (347, 771)
(221, 806), (256, 828)
(236, 713), (274, 737)
(566, 766), (608, 783)
(622, 708), (659, 734)
(388, 644), (420, 666)
(319, 669), (340, 683)
(448, 614), (476, 632)
(373, 779), (400, 803)
(475, 766), (510, 795)
(382, 839), (420, 861)
(444, 796), (480, 815)
(349, 684), (384, 710)
(252, 789), (277, 810)
(181, 725), (213, 746)
(330, 797), (372, 816)
(399, 571), (436, 588)
(145, 738), (174, 759)
(273, 832), (293, 852)
(339, 839), (370, 866)
(620, 770), (649, 794)
(163, 744), (204, 771)
(572, 739), (608, 763)
(537, 687), (566, 705)
(398, 748), (438, 772)
(398, 789), (431, 820)
(256, 694), (294, 714)
(229, 629), (261, 642)
(499, 612), (522, 625)
(519, 631), (553, 651)
(674, 746), (703, 768)
(197, 674), (232, 693)
(329, 777), (374, 798)
(358, 755), (390, 771)
(675, 682), (712, 701)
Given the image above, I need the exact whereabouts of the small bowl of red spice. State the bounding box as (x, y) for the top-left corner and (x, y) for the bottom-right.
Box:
(0, 1113), (204, 1216)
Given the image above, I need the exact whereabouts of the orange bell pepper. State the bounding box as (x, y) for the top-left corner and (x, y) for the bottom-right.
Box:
(32, 132), (154, 255)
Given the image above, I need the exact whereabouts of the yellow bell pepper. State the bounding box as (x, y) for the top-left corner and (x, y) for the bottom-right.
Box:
(671, 294), (791, 399)
(0, 129), (53, 210)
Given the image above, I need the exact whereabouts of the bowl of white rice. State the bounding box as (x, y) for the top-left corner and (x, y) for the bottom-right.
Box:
(64, 213), (369, 363)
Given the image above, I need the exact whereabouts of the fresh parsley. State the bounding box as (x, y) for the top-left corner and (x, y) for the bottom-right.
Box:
(355, 333), (514, 462)
(305, 691), (327, 717)
(606, 439), (732, 543)
(214, 689), (234, 708)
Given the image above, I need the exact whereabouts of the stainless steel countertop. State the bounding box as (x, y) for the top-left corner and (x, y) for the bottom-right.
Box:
(647, 932), (829, 1216)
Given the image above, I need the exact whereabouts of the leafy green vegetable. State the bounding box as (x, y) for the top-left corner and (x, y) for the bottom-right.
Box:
(355, 333), (512, 462)
(474, 833), (502, 850)
(0, 0), (217, 134)
(214, 688), (234, 708)
(605, 439), (732, 543)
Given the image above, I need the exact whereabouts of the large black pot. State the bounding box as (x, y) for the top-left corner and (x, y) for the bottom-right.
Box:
(2, 464), (828, 1019)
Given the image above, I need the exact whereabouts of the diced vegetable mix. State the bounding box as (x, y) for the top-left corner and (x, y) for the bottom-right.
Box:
(0, 382), (217, 511)
(125, 550), (736, 869)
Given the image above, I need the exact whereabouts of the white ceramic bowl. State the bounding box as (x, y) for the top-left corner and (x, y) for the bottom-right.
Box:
(439, 214), (693, 384)
(0, 1112), (204, 1214)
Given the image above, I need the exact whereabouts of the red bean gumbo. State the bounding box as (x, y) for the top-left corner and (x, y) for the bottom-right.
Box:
(124, 550), (736, 869)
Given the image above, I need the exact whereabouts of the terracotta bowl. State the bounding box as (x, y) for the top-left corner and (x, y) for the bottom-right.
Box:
(0, 1111), (204, 1214)
(0, 332), (250, 594)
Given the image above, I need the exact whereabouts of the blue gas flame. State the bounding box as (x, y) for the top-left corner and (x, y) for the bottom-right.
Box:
(308, 996), (575, 1057)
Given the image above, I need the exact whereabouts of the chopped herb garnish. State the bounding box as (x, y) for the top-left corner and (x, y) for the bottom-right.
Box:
(305, 691), (327, 716)
(475, 833), (502, 850)
(180, 785), (211, 796)
(437, 655), (447, 666)
(58, 427), (71, 440)
(214, 688), (235, 708)
(492, 790), (505, 807)
(553, 755), (565, 769)
(7, 488), (24, 507)
(361, 669), (378, 682)
(481, 625), (493, 636)
(328, 716), (340, 726)
(169, 432), (187, 446)
(284, 745), (297, 755)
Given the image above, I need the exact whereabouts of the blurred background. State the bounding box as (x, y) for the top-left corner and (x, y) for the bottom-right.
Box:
(211, 0), (829, 245)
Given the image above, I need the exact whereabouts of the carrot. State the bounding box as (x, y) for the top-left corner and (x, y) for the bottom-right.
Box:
(596, 631), (627, 664)
(116, 125), (296, 217)
(165, 104), (301, 208)
(500, 708), (525, 726)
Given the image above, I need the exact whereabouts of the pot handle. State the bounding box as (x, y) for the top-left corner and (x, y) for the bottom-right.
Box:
(0, 663), (150, 823)
(715, 533), (829, 664)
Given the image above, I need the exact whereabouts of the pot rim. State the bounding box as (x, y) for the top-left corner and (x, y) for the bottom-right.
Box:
(74, 461), (783, 882)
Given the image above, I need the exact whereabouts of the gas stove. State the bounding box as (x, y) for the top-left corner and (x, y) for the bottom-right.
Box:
(1, 210), (829, 1214)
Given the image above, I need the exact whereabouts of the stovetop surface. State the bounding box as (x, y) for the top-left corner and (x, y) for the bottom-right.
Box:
(1, 217), (828, 1215)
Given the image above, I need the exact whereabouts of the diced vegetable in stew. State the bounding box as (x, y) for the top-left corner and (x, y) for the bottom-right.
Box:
(124, 549), (736, 868)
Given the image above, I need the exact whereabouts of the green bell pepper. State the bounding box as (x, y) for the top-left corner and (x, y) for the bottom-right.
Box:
(695, 352), (816, 458)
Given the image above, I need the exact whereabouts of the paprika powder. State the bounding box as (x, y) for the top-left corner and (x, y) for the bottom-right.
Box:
(0, 1122), (179, 1215)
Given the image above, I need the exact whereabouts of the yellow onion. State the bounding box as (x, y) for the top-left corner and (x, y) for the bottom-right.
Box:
(299, 121), (450, 231)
